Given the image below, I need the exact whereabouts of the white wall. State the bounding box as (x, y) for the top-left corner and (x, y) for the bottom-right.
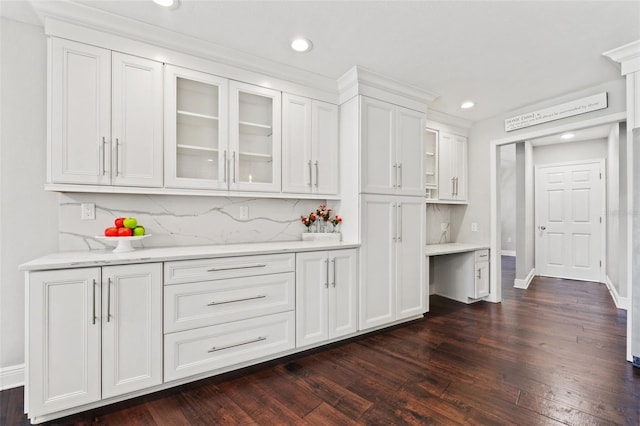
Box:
(499, 144), (516, 253)
(0, 18), (59, 371)
(463, 79), (627, 246)
(532, 138), (608, 165)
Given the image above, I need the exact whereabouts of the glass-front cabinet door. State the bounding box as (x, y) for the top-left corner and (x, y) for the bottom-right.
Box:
(164, 65), (229, 189)
(229, 81), (281, 192)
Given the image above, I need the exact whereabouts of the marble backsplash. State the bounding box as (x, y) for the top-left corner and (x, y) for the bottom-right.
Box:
(59, 193), (325, 251)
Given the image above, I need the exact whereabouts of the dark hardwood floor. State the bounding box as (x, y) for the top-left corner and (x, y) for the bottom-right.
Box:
(2, 256), (638, 425)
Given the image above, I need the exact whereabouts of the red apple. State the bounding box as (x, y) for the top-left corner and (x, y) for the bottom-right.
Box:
(104, 227), (118, 237)
(117, 227), (133, 237)
(114, 217), (126, 228)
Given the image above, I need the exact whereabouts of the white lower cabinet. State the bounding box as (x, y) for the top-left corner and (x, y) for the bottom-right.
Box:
(164, 311), (295, 381)
(295, 249), (358, 348)
(27, 263), (162, 418)
(163, 253), (296, 382)
(359, 195), (425, 330)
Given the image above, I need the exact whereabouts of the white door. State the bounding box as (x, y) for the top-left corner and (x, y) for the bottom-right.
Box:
(535, 161), (604, 281)
(360, 97), (395, 195)
(281, 94), (312, 194)
(50, 38), (111, 185)
(328, 249), (357, 339)
(359, 195), (396, 330)
(395, 196), (426, 319)
(111, 53), (163, 187)
(101, 263), (162, 398)
(311, 100), (339, 195)
(28, 268), (102, 417)
(395, 107), (425, 196)
(295, 252), (329, 347)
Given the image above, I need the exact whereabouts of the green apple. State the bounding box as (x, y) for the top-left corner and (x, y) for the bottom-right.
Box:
(133, 226), (145, 236)
(123, 217), (138, 229)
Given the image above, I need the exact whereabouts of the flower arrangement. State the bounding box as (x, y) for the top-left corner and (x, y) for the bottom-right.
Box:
(301, 203), (342, 233)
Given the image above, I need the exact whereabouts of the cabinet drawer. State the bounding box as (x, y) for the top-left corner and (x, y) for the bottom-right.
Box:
(475, 249), (489, 262)
(164, 311), (295, 382)
(164, 253), (295, 285)
(164, 272), (295, 333)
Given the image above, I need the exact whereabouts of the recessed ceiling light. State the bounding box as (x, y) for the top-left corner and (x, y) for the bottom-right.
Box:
(560, 133), (575, 140)
(153, 0), (180, 9)
(291, 38), (313, 53)
(460, 101), (475, 109)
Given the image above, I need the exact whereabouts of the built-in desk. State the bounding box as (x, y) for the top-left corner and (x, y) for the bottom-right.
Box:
(426, 243), (490, 303)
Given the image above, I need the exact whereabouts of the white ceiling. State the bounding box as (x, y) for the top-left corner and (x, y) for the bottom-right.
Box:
(2, 0), (639, 123)
(529, 123), (613, 147)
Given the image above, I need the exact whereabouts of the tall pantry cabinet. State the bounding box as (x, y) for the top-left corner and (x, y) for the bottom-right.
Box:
(339, 68), (435, 331)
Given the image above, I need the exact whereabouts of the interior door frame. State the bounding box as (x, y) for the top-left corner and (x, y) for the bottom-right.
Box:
(489, 111), (627, 354)
(533, 158), (606, 283)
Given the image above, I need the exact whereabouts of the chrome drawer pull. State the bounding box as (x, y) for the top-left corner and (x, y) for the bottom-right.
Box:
(208, 336), (266, 353)
(207, 294), (266, 306)
(206, 263), (267, 272)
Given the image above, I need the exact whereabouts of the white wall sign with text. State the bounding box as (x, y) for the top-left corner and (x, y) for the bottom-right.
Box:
(504, 92), (608, 132)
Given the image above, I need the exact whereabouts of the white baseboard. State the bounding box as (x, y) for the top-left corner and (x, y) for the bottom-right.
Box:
(0, 363), (24, 390)
(514, 268), (535, 289)
(501, 250), (516, 257)
(605, 276), (628, 310)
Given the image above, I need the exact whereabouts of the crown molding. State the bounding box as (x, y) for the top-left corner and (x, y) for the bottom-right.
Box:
(603, 40), (640, 75)
(30, 0), (339, 101)
(426, 108), (473, 130)
(338, 65), (439, 112)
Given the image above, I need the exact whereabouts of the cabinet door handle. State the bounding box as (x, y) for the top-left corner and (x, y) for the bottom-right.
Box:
(325, 258), (329, 288)
(454, 177), (458, 196)
(308, 160), (313, 187)
(451, 177), (455, 196)
(207, 294), (266, 306)
(398, 163), (403, 188)
(314, 161), (319, 188)
(232, 151), (236, 183)
(92, 279), (97, 325)
(107, 277), (112, 322)
(392, 203), (397, 241)
(101, 137), (109, 176)
(477, 268), (481, 280)
(331, 258), (336, 287)
(115, 138), (122, 177)
(207, 263), (266, 272)
(392, 164), (398, 188)
(207, 336), (266, 353)
(223, 150), (227, 183)
(397, 203), (403, 242)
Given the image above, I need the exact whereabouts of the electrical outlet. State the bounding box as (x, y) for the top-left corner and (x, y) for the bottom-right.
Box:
(440, 222), (448, 232)
(471, 222), (478, 232)
(239, 206), (249, 220)
(80, 203), (95, 220)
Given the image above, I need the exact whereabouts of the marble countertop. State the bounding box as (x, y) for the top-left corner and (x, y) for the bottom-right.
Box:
(20, 240), (360, 271)
(425, 242), (490, 256)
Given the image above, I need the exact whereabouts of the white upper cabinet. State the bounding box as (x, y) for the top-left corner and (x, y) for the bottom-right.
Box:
(229, 81), (282, 192)
(164, 65), (229, 190)
(438, 132), (467, 202)
(360, 96), (424, 196)
(50, 38), (163, 187)
(50, 38), (111, 185)
(111, 53), (163, 187)
(282, 94), (339, 195)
